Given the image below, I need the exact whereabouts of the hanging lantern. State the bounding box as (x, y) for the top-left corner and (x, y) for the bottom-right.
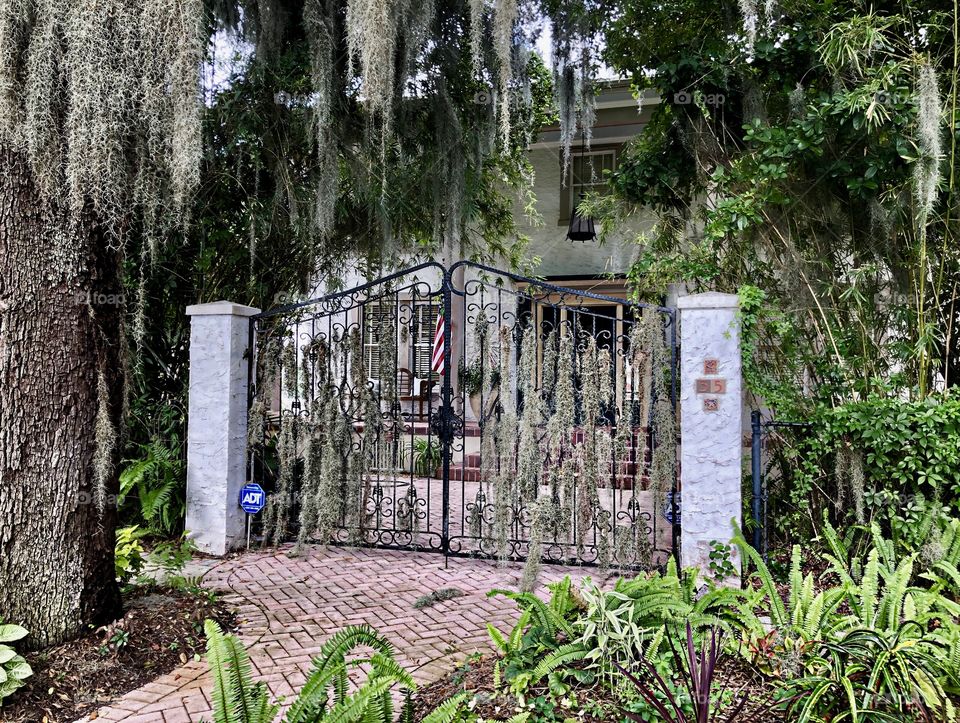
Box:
(567, 195), (596, 242)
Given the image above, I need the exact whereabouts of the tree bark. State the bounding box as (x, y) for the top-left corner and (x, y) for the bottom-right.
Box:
(0, 146), (122, 648)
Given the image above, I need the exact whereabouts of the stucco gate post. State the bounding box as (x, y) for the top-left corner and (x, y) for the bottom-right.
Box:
(184, 300), (260, 555)
(677, 292), (742, 578)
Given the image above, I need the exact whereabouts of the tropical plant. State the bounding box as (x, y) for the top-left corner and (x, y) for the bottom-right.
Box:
(202, 620), (466, 723)
(780, 624), (957, 722)
(617, 623), (774, 723)
(410, 438), (442, 478)
(486, 577), (584, 695)
(735, 530), (848, 643)
(0, 624), (32, 705)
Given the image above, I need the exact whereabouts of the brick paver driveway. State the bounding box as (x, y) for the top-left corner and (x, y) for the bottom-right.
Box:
(82, 545), (597, 722)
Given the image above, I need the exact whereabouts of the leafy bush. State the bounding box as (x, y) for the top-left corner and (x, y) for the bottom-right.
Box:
(782, 395), (960, 548)
(0, 624), (32, 705)
(528, 560), (761, 691)
(486, 577), (583, 696)
(201, 620), (466, 723)
(115, 525), (148, 584)
(488, 563), (763, 707)
(734, 516), (960, 720)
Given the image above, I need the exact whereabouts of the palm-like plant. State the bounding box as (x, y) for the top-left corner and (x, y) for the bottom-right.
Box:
(201, 620), (466, 723)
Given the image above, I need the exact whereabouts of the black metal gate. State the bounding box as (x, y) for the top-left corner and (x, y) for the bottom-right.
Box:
(246, 262), (678, 569)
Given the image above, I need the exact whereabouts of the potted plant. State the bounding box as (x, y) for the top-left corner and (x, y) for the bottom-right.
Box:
(459, 358), (500, 422)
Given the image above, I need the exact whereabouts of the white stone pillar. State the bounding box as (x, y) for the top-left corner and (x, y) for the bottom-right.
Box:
(185, 300), (260, 555)
(677, 292), (742, 577)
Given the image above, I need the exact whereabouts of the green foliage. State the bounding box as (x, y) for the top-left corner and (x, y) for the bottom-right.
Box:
(735, 517), (960, 697)
(707, 541), (737, 585)
(781, 625), (957, 722)
(492, 565), (762, 705)
(602, 0), (960, 401)
(410, 438), (442, 478)
(202, 620), (465, 723)
(487, 577), (583, 695)
(788, 395), (960, 548)
(119, 437), (186, 536)
(115, 526), (149, 584)
(0, 624), (32, 706)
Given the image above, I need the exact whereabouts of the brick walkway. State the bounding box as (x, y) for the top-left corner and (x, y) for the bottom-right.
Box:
(81, 546), (596, 722)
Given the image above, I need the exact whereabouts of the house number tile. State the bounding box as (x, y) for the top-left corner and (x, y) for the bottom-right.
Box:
(695, 378), (727, 394)
(703, 358), (719, 375)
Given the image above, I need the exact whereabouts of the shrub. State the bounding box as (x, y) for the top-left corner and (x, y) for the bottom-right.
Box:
(115, 525), (148, 584)
(0, 624), (32, 705)
(783, 395), (960, 548)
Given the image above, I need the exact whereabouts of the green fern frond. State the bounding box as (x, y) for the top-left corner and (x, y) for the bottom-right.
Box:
(487, 623), (508, 652)
(532, 643), (589, 681)
(732, 528), (787, 627)
(788, 546), (802, 621)
(860, 549), (880, 628)
(821, 516), (849, 565)
(420, 693), (467, 723)
(321, 677), (394, 723)
(368, 652), (416, 690)
(203, 619), (279, 723)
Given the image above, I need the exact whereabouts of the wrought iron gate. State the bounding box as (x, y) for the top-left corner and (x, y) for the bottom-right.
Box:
(246, 262), (679, 569)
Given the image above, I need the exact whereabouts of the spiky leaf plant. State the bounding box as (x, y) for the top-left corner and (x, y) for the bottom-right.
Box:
(617, 622), (776, 723)
(781, 624), (957, 723)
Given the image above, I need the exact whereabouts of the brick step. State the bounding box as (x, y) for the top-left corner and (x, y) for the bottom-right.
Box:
(448, 464), (648, 486)
(455, 454), (643, 472)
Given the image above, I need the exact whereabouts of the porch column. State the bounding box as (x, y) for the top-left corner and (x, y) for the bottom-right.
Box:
(185, 300), (260, 555)
(677, 292), (742, 579)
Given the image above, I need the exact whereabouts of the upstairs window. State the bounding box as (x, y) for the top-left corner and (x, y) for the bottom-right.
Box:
(559, 147), (618, 224)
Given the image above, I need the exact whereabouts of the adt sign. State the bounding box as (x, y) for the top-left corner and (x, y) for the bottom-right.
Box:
(239, 483), (266, 515)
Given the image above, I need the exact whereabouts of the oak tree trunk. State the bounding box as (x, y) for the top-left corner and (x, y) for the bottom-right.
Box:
(0, 147), (123, 648)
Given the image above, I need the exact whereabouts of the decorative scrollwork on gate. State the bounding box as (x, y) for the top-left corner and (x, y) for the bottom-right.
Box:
(246, 261), (678, 577)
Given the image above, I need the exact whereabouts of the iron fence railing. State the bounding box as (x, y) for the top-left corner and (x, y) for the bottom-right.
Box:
(750, 410), (813, 560)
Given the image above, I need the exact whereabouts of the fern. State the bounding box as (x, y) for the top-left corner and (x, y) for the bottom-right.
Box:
(732, 527), (787, 627)
(420, 693), (467, 723)
(531, 642), (590, 681)
(488, 589), (574, 638)
(487, 623), (508, 653)
(859, 549), (880, 628)
(202, 621), (461, 723)
(203, 620), (279, 723)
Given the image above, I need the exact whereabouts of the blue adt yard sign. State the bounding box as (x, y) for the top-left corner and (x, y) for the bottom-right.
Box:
(239, 483), (266, 515)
